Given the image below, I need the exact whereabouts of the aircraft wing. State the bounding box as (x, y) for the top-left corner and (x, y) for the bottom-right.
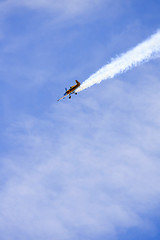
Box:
(57, 94), (69, 101)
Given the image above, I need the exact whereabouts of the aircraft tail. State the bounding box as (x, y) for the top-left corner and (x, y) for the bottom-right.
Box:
(75, 80), (80, 85)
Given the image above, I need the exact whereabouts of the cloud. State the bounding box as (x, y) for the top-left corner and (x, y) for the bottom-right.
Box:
(0, 0), (105, 17)
(1, 63), (160, 239)
(1, 1), (160, 239)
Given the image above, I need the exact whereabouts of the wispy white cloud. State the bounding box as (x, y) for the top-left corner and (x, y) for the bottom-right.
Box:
(1, 1), (160, 239)
(0, 0), (105, 17)
(1, 63), (160, 239)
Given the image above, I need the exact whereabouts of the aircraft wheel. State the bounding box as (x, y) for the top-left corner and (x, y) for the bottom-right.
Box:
(69, 96), (71, 99)
(75, 93), (77, 95)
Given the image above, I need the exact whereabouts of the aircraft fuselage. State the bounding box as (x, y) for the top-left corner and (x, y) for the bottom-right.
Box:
(57, 80), (80, 101)
(65, 80), (80, 95)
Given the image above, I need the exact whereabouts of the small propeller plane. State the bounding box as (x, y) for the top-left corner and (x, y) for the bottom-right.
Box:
(57, 80), (80, 101)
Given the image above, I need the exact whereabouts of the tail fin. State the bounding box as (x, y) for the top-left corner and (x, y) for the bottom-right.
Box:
(75, 80), (80, 85)
(65, 88), (67, 91)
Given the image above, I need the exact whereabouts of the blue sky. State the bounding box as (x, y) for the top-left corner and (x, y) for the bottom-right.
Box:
(0, 0), (160, 239)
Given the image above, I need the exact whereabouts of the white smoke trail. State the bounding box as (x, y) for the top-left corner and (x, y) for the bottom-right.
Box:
(76, 30), (160, 93)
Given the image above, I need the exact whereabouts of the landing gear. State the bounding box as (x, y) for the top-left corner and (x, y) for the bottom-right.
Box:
(69, 96), (71, 99)
(75, 93), (77, 95)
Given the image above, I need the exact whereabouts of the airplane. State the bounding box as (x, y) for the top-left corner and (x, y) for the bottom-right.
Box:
(57, 80), (80, 101)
